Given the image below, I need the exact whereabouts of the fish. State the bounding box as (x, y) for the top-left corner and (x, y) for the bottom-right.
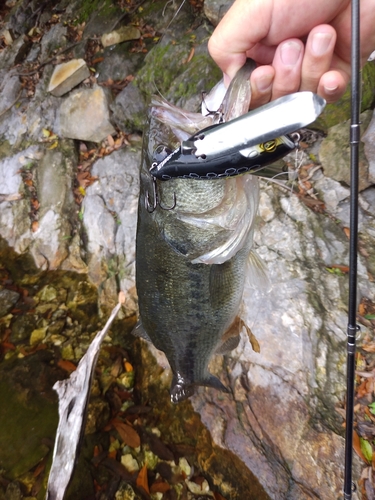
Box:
(135, 60), (266, 403)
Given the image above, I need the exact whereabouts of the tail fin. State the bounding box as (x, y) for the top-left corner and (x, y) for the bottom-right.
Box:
(170, 373), (229, 404)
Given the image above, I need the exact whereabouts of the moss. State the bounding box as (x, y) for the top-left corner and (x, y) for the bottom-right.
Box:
(77, 0), (116, 23)
(313, 61), (375, 131)
(0, 140), (12, 161)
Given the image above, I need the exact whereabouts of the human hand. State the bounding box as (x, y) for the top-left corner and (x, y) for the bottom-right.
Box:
(208, 0), (375, 108)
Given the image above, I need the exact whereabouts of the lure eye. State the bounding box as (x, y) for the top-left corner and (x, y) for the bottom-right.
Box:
(153, 145), (173, 164)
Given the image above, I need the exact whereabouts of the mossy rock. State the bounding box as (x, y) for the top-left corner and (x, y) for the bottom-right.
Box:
(314, 61), (375, 131)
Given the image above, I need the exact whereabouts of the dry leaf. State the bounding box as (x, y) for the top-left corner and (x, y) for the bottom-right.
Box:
(344, 227), (350, 239)
(31, 221), (39, 232)
(136, 465), (150, 494)
(107, 135), (115, 147)
(112, 420), (140, 448)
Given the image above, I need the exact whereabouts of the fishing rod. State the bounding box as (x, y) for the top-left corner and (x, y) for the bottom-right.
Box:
(344, 0), (361, 497)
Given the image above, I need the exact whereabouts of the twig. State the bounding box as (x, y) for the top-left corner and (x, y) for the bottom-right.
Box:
(14, 41), (82, 77)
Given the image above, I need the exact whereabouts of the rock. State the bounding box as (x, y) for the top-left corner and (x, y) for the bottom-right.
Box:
(0, 351), (60, 479)
(0, 147), (41, 253)
(31, 142), (77, 270)
(363, 109), (375, 184)
(319, 110), (373, 191)
(10, 314), (37, 343)
(39, 23), (68, 61)
(101, 26), (141, 47)
(48, 59), (90, 97)
(0, 34), (31, 71)
(111, 82), (147, 132)
(30, 327), (47, 345)
(0, 72), (22, 115)
(96, 46), (143, 84)
(59, 86), (116, 142)
(83, 148), (140, 311)
(203, 0), (234, 26)
(0, 289), (19, 316)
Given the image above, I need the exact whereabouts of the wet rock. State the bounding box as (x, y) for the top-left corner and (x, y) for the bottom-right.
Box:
(4, 482), (22, 500)
(10, 314), (37, 343)
(101, 25), (141, 47)
(85, 397), (110, 434)
(59, 85), (116, 142)
(203, 0), (234, 26)
(0, 350), (60, 479)
(320, 110), (373, 191)
(0, 289), (19, 316)
(48, 59), (90, 97)
(30, 326), (47, 345)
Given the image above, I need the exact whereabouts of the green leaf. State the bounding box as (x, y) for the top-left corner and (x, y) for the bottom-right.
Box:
(360, 437), (373, 462)
(368, 402), (375, 415)
(365, 314), (375, 320)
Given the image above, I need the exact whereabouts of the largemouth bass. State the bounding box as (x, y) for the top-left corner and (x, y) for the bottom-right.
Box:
(135, 60), (265, 403)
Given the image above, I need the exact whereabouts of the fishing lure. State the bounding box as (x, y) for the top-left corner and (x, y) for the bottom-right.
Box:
(150, 91), (325, 181)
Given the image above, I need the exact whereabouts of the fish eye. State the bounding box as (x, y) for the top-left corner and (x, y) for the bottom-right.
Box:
(153, 145), (173, 163)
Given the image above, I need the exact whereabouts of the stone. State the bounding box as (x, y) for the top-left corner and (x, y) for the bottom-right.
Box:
(59, 86), (116, 142)
(0, 289), (19, 316)
(111, 82), (147, 132)
(0, 35), (31, 71)
(39, 23), (68, 61)
(30, 142), (77, 270)
(101, 26), (141, 47)
(30, 327), (47, 345)
(0, 72), (21, 116)
(319, 110), (373, 191)
(48, 59), (90, 97)
(203, 0), (234, 26)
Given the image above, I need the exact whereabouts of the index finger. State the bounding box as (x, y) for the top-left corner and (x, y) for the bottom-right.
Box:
(208, 0), (273, 79)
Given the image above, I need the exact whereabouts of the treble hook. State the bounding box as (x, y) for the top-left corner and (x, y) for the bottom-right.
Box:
(145, 167), (176, 214)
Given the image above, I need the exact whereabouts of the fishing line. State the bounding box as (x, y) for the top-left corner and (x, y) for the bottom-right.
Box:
(344, 0), (361, 497)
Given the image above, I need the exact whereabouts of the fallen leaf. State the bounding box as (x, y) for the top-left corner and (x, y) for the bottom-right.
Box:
(124, 361), (133, 372)
(150, 480), (170, 493)
(136, 465), (150, 494)
(213, 492), (227, 500)
(344, 227), (350, 239)
(186, 47), (194, 63)
(112, 420), (140, 448)
(31, 221), (39, 232)
(57, 359), (77, 373)
(107, 135), (115, 147)
(354, 430), (370, 463)
(360, 437), (373, 463)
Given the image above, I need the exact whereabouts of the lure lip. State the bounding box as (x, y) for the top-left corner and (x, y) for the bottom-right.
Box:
(149, 91), (326, 180)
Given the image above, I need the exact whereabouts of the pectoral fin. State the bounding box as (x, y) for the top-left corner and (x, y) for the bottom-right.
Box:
(216, 315), (261, 354)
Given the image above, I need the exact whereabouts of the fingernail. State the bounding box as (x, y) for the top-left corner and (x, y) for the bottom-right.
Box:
(312, 33), (333, 56)
(280, 41), (302, 66)
(255, 73), (273, 93)
(324, 84), (339, 95)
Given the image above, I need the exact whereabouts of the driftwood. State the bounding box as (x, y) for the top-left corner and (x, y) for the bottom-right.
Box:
(46, 293), (125, 500)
